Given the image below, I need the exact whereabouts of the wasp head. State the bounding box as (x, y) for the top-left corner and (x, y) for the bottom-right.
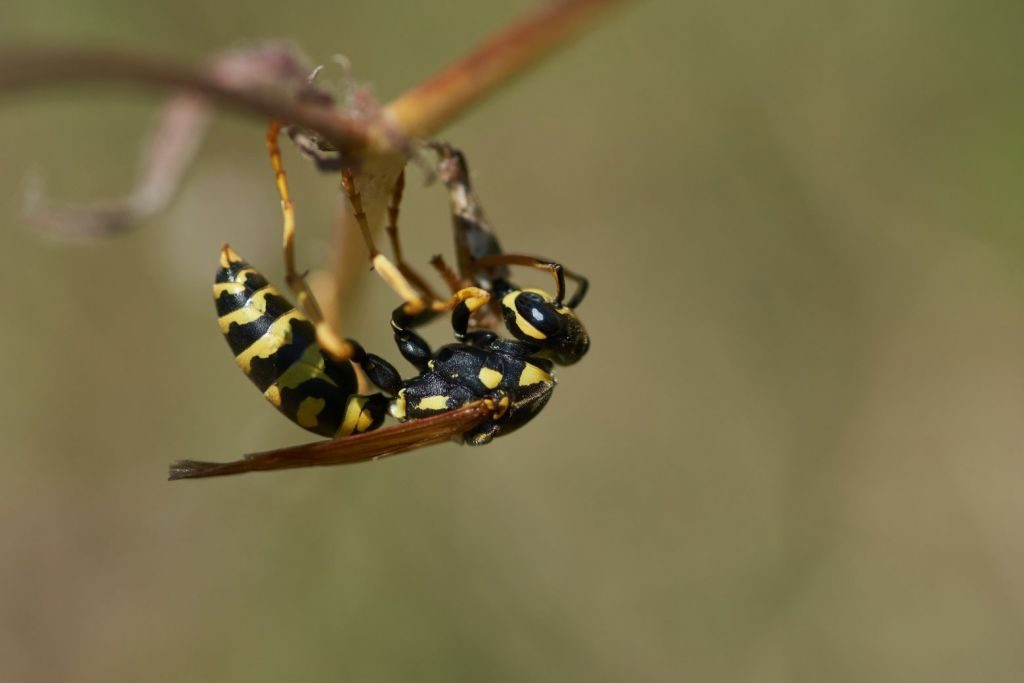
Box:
(500, 289), (590, 365)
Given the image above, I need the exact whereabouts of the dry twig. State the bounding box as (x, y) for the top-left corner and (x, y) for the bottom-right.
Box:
(0, 0), (627, 327)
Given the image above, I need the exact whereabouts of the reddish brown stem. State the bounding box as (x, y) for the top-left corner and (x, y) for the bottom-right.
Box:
(0, 47), (371, 159)
(383, 0), (627, 139)
(327, 0), (627, 325)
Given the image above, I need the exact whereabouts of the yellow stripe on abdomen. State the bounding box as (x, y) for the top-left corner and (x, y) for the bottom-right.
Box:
(233, 310), (305, 373)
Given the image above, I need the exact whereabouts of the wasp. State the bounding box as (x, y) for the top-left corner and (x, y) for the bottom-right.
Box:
(169, 134), (589, 479)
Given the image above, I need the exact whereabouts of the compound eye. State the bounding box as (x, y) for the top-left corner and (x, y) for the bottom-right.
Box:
(514, 291), (564, 339)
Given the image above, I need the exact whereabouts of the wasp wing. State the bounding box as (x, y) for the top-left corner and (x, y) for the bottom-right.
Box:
(169, 400), (492, 480)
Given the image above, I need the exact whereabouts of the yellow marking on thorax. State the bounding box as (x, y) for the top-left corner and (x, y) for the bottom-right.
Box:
(389, 390), (408, 420)
(518, 363), (552, 387)
(296, 397), (326, 428)
(502, 291), (547, 340)
(415, 395), (450, 412)
(233, 310), (304, 372)
(478, 367), (503, 389)
(217, 288), (285, 333)
(484, 394), (511, 419)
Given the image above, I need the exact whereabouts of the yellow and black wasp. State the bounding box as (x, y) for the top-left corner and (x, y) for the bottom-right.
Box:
(169, 129), (589, 479)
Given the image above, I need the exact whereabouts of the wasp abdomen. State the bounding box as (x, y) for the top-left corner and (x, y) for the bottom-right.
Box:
(214, 246), (382, 438)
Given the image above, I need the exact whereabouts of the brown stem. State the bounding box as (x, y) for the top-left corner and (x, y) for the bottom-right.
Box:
(0, 0), (628, 337)
(326, 0), (627, 329)
(382, 0), (627, 139)
(0, 47), (371, 159)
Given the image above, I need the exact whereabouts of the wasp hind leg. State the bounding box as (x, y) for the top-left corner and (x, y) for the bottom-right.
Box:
(340, 169), (456, 330)
(345, 338), (403, 396)
(266, 120), (356, 363)
(384, 170), (444, 303)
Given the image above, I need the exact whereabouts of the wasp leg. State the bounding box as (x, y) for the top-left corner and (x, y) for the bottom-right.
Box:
(463, 420), (501, 446)
(462, 391), (512, 446)
(266, 121), (356, 363)
(346, 339), (403, 395)
(339, 168), (380, 261)
(384, 170), (443, 302)
(430, 252), (504, 332)
(341, 170), (452, 326)
(429, 253), (464, 294)
(266, 120), (320, 318)
(447, 287), (492, 340)
(382, 286), (490, 371)
(390, 324), (433, 372)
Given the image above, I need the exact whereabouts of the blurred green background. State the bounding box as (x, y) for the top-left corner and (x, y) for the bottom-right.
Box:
(3, 1), (1024, 681)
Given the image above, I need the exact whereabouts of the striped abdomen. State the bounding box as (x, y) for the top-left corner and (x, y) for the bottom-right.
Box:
(214, 245), (384, 438)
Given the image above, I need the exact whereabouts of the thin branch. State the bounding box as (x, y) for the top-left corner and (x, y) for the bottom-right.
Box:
(326, 0), (627, 324)
(0, 0), (628, 332)
(382, 0), (627, 139)
(0, 47), (372, 159)
(24, 91), (212, 238)
(0, 0), (627, 202)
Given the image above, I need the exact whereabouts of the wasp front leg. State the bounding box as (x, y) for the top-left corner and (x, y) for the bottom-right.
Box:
(385, 286), (490, 372)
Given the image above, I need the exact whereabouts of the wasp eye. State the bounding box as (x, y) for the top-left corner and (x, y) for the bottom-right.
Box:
(515, 292), (563, 337)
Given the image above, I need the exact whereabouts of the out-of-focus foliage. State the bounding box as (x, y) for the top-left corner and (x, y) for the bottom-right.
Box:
(2, 1), (1023, 681)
